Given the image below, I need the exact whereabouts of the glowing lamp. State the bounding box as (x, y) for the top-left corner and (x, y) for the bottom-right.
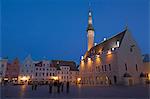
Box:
(51, 76), (58, 80)
(94, 43), (97, 46)
(112, 48), (115, 51)
(96, 55), (100, 58)
(88, 57), (91, 61)
(77, 78), (81, 82)
(81, 56), (84, 60)
(107, 50), (112, 55)
(104, 38), (107, 41)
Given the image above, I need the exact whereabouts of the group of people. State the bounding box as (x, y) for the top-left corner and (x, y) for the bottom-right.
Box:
(31, 82), (38, 90)
(31, 81), (70, 93)
(49, 81), (70, 93)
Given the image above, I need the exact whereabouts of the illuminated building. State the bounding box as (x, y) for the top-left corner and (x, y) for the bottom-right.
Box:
(79, 7), (144, 86)
(19, 55), (34, 84)
(51, 60), (79, 84)
(5, 58), (20, 83)
(0, 58), (8, 83)
(18, 55), (79, 84)
(141, 54), (150, 83)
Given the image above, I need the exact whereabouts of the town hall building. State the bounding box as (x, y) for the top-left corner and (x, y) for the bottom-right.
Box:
(79, 8), (144, 86)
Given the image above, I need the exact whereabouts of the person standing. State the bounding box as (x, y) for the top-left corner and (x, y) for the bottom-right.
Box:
(57, 81), (60, 93)
(66, 81), (69, 93)
(49, 81), (53, 93)
(61, 82), (64, 92)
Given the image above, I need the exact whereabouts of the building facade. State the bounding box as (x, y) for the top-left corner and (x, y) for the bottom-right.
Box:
(18, 55), (79, 84)
(18, 55), (34, 84)
(51, 60), (79, 84)
(79, 9), (143, 86)
(141, 54), (150, 84)
(0, 59), (8, 83)
(5, 58), (20, 83)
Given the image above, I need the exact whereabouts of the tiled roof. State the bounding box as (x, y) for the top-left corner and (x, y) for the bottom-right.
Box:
(51, 60), (78, 71)
(84, 29), (127, 58)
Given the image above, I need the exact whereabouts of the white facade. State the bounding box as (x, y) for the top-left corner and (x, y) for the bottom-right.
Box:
(18, 56), (79, 84)
(19, 55), (34, 84)
(34, 60), (57, 82)
(57, 65), (79, 84)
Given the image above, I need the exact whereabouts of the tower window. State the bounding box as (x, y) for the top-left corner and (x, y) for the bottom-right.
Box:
(130, 47), (133, 52)
(109, 64), (111, 71)
(125, 63), (127, 71)
(136, 64), (138, 72)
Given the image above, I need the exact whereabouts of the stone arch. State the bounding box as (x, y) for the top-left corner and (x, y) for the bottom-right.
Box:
(96, 74), (110, 85)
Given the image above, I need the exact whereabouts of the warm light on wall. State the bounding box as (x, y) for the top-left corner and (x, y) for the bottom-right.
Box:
(19, 76), (30, 81)
(148, 73), (150, 80)
(77, 77), (81, 82)
(107, 50), (112, 55)
(51, 76), (58, 80)
(96, 55), (100, 58)
(88, 57), (91, 61)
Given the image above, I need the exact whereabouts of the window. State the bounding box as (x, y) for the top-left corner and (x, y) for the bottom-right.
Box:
(116, 41), (120, 47)
(43, 73), (45, 76)
(35, 73), (37, 76)
(136, 64), (138, 72)
(36, 68), (38, 70)
(43, 68), (45, 71)
(46, 73), (48, 76)
(130, 47), (133, 52)
(102, 65), (104, 71)
(104, 65), (107, 71)
(109, 64), (111, 71)
(47, 69), (49, 71)
(1, 64), (4, 67)
(125, 63), (127, 71)
(53, 73), (54, 76)
(50, 73), (51, 76)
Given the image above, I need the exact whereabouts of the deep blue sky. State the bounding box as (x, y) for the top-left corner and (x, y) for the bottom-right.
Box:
(1, 0), (149, 63)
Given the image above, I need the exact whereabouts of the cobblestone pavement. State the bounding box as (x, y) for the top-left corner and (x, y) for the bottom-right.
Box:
(0, 84), (149, 99)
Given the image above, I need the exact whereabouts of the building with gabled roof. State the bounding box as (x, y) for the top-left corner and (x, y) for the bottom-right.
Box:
(79, 8), (143, 86)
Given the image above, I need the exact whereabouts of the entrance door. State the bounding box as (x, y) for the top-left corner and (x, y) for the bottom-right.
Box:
(114, 76), (117, 84)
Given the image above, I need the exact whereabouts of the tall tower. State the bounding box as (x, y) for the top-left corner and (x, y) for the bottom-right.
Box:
(87, 6), (94, 51)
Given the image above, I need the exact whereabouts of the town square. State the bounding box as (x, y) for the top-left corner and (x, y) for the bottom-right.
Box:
(0, 0), (149, 99)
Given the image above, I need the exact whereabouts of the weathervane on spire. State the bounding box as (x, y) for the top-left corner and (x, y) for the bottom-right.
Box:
(88, 1), (92, 16)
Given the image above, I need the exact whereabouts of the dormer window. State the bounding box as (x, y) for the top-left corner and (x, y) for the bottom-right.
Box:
(103, 38), (107, 41)
(116, 41), (120, 47)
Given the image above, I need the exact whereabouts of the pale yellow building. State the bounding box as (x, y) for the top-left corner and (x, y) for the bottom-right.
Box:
(79, 9), (144, 86)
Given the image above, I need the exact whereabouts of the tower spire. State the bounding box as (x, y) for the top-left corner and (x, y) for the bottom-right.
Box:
(87, 2), (95, 51)
(87, 3), (94, 32)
